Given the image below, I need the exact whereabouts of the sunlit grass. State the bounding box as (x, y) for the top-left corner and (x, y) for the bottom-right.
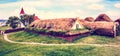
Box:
(0, 26), (11, 31)
(74, 35), (120, 44)
(1, 34), (120, 56)
(8, 31), (120, 44)
(8, 31), (68, 44)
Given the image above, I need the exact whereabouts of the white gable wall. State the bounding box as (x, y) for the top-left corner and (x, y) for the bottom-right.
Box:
(71, 21), (84, 30)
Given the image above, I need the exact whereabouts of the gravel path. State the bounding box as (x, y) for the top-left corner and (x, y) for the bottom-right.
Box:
(3, 34), (120, 47)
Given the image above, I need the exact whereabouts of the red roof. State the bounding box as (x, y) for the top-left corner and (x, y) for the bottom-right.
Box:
(20, 8), (25, 14)
(34, 16), (40, 20)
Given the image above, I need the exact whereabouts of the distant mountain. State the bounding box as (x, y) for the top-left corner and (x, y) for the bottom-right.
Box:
(0, 20), (7, 22)
(95, 14), (112, 22)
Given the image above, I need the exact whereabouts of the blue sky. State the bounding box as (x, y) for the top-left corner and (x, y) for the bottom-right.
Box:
(0, 0), (18, 4)
(0, 0), (120, 20)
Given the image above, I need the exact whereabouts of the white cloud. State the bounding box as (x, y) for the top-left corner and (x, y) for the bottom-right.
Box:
(105, 11), (120, 17)
(0, 8), (20, 19)
(84, 0), (102, 3)
(58, 0), (102, 3)
(0, 0), (119, 20)
(38, 10), (80, 19)
(87, 4), (104, 10)
(0, 6), (84, 19)
(21, 0), (52, 7)
(55, 0), (103, 6)
(0, 0), (52, 19)
(0, 8), (12, 19)
(114, 3), (120, 8)
(0, 6), (97, 20)
(0, 0), (52, 8)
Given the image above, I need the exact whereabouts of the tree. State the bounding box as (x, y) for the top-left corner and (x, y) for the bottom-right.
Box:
(6, 16), (20, 29)
(20, 14), (35, 26)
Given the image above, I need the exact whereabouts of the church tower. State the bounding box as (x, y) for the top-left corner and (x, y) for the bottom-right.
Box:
(19, 8), (26, 27)
(20, 8), (25, 15)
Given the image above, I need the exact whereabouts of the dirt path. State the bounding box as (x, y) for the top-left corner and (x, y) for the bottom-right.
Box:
(3, 34), (120, 47)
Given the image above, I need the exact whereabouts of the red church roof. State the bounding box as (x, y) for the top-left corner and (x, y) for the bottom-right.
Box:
(20, 8), (25, 14)
(34, 16), (40, 20)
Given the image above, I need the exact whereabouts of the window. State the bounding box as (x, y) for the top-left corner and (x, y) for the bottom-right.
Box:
(76, 24), (79, 30)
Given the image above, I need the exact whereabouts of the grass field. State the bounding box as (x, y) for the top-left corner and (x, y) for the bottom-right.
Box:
(1, 34), (120, 56)
(0, 26), (11, 31)
(8, 31), (68, 44)
(74, 35), (120, 44)
(1, 26), (120, 56)
(8, 31), (120, 44)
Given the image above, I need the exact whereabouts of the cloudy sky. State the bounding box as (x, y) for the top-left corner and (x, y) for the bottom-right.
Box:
(0, 0), (120, 20)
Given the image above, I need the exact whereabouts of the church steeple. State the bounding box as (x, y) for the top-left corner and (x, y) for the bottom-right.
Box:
(20, 8), (25, 15)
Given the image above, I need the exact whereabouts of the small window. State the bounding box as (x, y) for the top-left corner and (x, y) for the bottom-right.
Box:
(76, 24), (79, 30)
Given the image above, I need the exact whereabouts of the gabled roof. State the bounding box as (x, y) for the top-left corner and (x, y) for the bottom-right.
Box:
(30, 18), (82, 31)
(84, 21), (117, 30)
(95, 14), (112, 22)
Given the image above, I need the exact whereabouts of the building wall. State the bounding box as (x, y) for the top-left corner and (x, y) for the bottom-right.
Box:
(71, 21), (83, 30)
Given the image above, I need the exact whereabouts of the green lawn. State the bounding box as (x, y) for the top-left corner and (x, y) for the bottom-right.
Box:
(8, 31), (68, 44)
(1, 34), (120, 56)
(8, 31), (120, 44)
(74, 35), (120, 44)
(0, 26), (11, 31)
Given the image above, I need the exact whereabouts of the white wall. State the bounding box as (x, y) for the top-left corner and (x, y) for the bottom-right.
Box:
(72, 21), (83, 30)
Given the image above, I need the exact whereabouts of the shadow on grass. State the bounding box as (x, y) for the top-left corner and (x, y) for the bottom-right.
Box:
(0, 47), (28, 56)
(44, 46), (96, 56)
